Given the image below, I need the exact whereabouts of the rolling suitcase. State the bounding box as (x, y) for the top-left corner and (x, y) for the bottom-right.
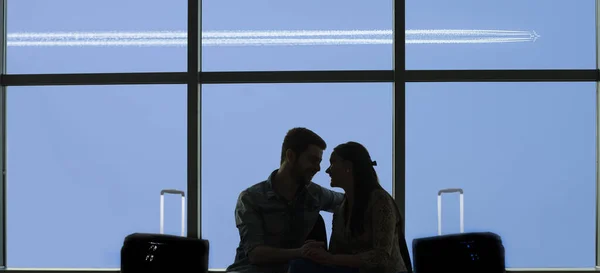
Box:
(121, 189), (209, 273)
(412, 188), (505, 273)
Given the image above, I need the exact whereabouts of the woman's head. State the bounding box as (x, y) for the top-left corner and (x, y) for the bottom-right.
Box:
(326, 141), (379, 191)
(326, 141), (383, 235)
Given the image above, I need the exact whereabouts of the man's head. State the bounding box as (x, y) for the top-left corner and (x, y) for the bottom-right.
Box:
(280, 127), (327, 185)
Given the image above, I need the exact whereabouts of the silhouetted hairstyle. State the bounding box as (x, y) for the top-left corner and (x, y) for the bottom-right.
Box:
(280, 127), (327, 164)
(332, 141), (382, 236)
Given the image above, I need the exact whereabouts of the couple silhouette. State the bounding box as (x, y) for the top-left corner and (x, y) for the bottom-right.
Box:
(226, 127), (412, 273)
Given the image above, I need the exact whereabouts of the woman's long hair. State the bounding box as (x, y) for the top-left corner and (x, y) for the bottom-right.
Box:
(332, 141), (383, 236)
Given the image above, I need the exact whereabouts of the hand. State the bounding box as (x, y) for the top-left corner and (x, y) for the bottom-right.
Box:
(304, 240), (325, 248)
(305, 246), (333, 265)
(299, 240), (325, 258)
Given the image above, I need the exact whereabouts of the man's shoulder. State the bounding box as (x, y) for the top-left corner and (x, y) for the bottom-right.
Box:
(237, 180), (269, 202)
(244, 180), (269, 193)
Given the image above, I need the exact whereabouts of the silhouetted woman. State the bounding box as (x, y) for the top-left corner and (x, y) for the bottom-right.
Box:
(288, 141), (412, 273)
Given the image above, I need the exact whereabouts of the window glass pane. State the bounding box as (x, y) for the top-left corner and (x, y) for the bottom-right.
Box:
(6, 85), (187, 268)
(406, 82), (596, 268)
(7, 0), (187, 74)
(201, 83), (393, 269)
(202, 0), (392, 71)
(406, 0), (595, 69)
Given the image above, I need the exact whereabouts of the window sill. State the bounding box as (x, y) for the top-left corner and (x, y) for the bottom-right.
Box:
(0, 268), (597, 273)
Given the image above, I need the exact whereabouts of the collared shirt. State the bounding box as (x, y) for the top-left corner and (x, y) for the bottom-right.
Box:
(226, 169), (345, 273)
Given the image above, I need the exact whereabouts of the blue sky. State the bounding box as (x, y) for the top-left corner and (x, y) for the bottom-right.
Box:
(3, 0), (597, 269)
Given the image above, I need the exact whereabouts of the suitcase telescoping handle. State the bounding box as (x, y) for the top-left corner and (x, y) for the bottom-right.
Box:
(160, 189), (186, 236)
(437, 188), (464, 235)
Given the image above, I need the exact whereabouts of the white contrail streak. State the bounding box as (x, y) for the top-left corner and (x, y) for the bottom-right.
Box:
(6, 29), (540, 47)
(8, 30), (392, 39)
(8, 39), (392, 47)
(406, 29), (536, 36)
(406, 38), (535, 44)
(7, 38), (535, 47)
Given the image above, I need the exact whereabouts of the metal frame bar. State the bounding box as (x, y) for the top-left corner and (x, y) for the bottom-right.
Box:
(187, 0), (202, 240)
(0, 72), (188, 86)
(0, 0), (6, 267)
(0, 69), (598, 86)
(596, 0), (600, 270)
(200, 70), (394, 83)
(392, 0), (406, 232)
(405, 69), (599, 82)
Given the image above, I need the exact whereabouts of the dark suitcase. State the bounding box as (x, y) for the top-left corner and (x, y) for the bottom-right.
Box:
(120, 189), (209, 273)
(412, 188), (505, 273)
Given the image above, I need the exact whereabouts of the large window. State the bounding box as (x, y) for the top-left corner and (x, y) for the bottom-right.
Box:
(201, 83), (393, 269)
(7, 0), (188, 74)
(6, 85), (187, 268)
(406, 0), (596, 69)
(202, 0), (393, 71)
(405, 82), (596, 268)
(0, 0), (598, 272)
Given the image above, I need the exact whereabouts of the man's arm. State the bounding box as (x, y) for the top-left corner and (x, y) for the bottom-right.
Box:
(315, 185), (344, 213)
(234, 191), (303, 265)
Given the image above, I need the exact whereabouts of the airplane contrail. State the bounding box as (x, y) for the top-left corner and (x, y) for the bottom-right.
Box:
(6, 29), (540, 47)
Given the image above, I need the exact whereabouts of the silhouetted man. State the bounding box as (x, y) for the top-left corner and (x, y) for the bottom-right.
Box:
(226, 127), (345, 273)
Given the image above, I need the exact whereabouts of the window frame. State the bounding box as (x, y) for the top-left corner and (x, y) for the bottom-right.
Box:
(0, 0), (597, 271)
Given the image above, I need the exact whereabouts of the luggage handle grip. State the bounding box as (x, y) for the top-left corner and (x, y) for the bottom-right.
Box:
(437, 188), (464, 236)
(160, 189), (186, 236)
(438, 188), (463, 195)
(161, 189), (185, 196)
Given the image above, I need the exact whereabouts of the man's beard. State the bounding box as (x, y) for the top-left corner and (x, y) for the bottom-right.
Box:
(292, 165), (312, 186)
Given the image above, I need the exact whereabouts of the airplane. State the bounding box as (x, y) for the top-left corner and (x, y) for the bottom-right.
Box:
(530, 30), (540, 42)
